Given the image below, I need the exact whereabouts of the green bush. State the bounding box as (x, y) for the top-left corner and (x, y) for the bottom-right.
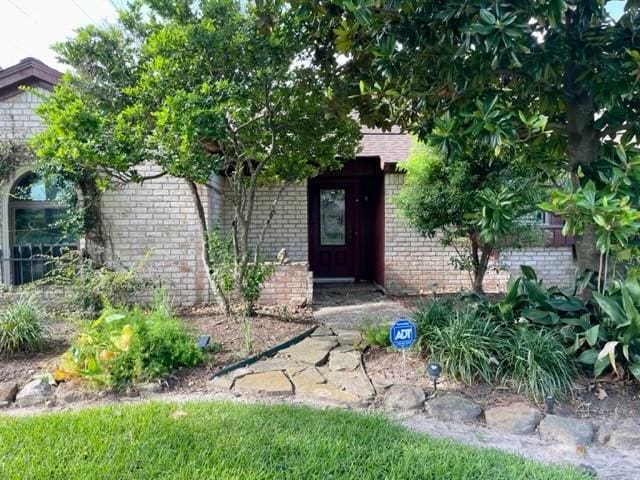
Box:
(0, 295), (45, 354)
(417, 304), (502, 384)
(56, 304), (202, 389)
(46, 252), (152, 319)
(499, 326), (577, 401)
(413, 297), (454, 349)
(360, 321), (391, 348)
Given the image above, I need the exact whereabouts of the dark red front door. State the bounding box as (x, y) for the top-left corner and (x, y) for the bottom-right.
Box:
(309, 181), (359, 278)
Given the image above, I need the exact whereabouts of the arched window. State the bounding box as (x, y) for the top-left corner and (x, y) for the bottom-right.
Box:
(8, 172), (78, 284)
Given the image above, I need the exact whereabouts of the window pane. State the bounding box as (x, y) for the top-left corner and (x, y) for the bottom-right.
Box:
(320, 189), (345, 246)
(13, 208), (70, 244)
(11, 173), (75, 203)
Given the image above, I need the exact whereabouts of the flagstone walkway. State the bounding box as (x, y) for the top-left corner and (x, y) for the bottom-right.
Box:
(212, 326), (377, 404)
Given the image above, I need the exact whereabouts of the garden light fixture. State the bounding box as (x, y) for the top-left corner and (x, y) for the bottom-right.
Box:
(426, 362), (442, 393)
(197, 335), (211, 350)
(545, 395), (555, 414)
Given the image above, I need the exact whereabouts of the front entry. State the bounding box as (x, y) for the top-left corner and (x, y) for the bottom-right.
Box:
(308, 158), (385, 283)
(308, 181), (358, 278)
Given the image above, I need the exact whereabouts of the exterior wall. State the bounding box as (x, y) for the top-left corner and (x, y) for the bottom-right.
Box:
(502, 247), (577, 288)
(0, 89), (49, 279)
(100, 164), (212, 305)
(383, 173), (576, 294)
(258, 262), (313, 307)
(222, 181), (308, 262)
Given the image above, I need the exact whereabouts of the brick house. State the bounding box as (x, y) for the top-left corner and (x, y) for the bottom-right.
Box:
(0, 58), (578, 305)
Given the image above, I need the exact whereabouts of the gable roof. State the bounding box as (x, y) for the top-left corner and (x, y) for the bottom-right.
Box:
(0, 58), (62, 101)
(359, 125), (412, 168)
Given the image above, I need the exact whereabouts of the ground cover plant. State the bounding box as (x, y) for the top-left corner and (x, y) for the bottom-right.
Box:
(54, 300), (202, 389)
(0, 294), (45, 355)
(0, 401), (589, 480)
(413, 293), (579, 400)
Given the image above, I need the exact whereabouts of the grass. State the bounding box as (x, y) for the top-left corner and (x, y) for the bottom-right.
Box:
(0, 401), (589, 480)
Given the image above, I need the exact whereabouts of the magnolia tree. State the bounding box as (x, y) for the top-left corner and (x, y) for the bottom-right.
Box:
(33, 0), (360, 315)
(397, 141), (543, 294)
(295, 0), (640, 279)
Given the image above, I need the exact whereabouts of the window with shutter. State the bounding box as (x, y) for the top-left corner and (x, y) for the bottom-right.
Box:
(540, 213), (575, 247)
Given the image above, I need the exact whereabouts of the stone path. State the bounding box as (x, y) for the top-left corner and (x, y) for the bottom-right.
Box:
(312, 283), (412, 328)
(212, 326), (376, 405)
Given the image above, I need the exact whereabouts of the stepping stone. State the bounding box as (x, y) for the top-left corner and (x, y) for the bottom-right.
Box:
(234, 371), (293, 396)
(485, 403), (543, 434)
(211, 376), (234, 390)
(296, 383), (361, 404)
(539, 415), (595, 446)
(608, 419), (640, 452)
(383, 385), (425, 412)
(15, 378), (55, 408)
(280, 337), (338, 366)
(0, 382), (18, 408)
(328, 349), (361, 372)
(333, 329), (362, 346)
(229, 367), (253, 380)
(310, 325), (334, 337)
(291, 367), (326, 391)
(425, 394), (482, 422)
(251, 358), (305, 374)
(324, 370), (375, 400)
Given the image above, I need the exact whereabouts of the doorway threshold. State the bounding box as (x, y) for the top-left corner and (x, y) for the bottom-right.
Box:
(314, 277), (356, 284)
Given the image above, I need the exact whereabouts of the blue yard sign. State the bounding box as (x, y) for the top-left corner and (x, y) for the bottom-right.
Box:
(389, 318), (417, 350)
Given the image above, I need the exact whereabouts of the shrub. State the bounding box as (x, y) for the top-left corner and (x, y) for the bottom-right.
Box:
(56, 305), (202, 389)
(413, 297), (455, 350)
(0, 295), (45, 354)
(47, 252), (152, 319)
(499, 326), (577, 401)
(418, 305), (502, 384)
(360, 321), (391, 348)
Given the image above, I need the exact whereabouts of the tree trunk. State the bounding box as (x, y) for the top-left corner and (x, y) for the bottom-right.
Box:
(186, 179), (230, 315)
(469, 233), (488, 295)
(565, 5), (601, 274)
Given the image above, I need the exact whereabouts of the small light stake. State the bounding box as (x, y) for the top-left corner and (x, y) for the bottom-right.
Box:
(545, 395), (555, 414)
(426, 362), (442, 393)
(197, 335), (211, 350)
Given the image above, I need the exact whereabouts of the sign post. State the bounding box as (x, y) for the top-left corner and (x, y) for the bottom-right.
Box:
(389, 318), (417, 379)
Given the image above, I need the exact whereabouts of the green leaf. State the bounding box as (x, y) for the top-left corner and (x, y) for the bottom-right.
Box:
(519, 265), (537, 281)
(594, 355), (611, 377)
(593, 292), (627, 325)
(585, 325), (600, 347)
(628, 362), (640, 381)
(577, 348), (599, 365)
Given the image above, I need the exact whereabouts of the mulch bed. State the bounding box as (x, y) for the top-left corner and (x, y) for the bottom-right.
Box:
(0, 305), (315, 394)
(168, 305), (314, 392)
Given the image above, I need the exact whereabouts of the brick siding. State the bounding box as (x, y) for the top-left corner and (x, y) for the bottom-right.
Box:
(383, 173), (576, 294)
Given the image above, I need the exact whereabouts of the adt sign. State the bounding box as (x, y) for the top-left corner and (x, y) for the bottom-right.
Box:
(389, 318), (417, 350)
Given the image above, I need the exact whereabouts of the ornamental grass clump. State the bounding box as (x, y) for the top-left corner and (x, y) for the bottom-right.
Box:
(55, 302), (202, 389)
(0, 294), (45, 355)
(417, 305), (502, 384)
(499, 326), (577, 402)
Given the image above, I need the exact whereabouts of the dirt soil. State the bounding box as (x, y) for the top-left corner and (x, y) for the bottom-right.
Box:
(169, 305), (314, 392)
(0, 305), (314, 392)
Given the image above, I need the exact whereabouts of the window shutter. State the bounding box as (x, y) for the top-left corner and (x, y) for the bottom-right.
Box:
(545, 214), (575, 247)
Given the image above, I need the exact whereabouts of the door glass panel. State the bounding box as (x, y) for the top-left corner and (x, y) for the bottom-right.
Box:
(320, 188), (346, 246)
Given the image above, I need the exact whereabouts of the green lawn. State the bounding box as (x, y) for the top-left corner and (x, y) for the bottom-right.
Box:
(0, 401), (587, 480)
